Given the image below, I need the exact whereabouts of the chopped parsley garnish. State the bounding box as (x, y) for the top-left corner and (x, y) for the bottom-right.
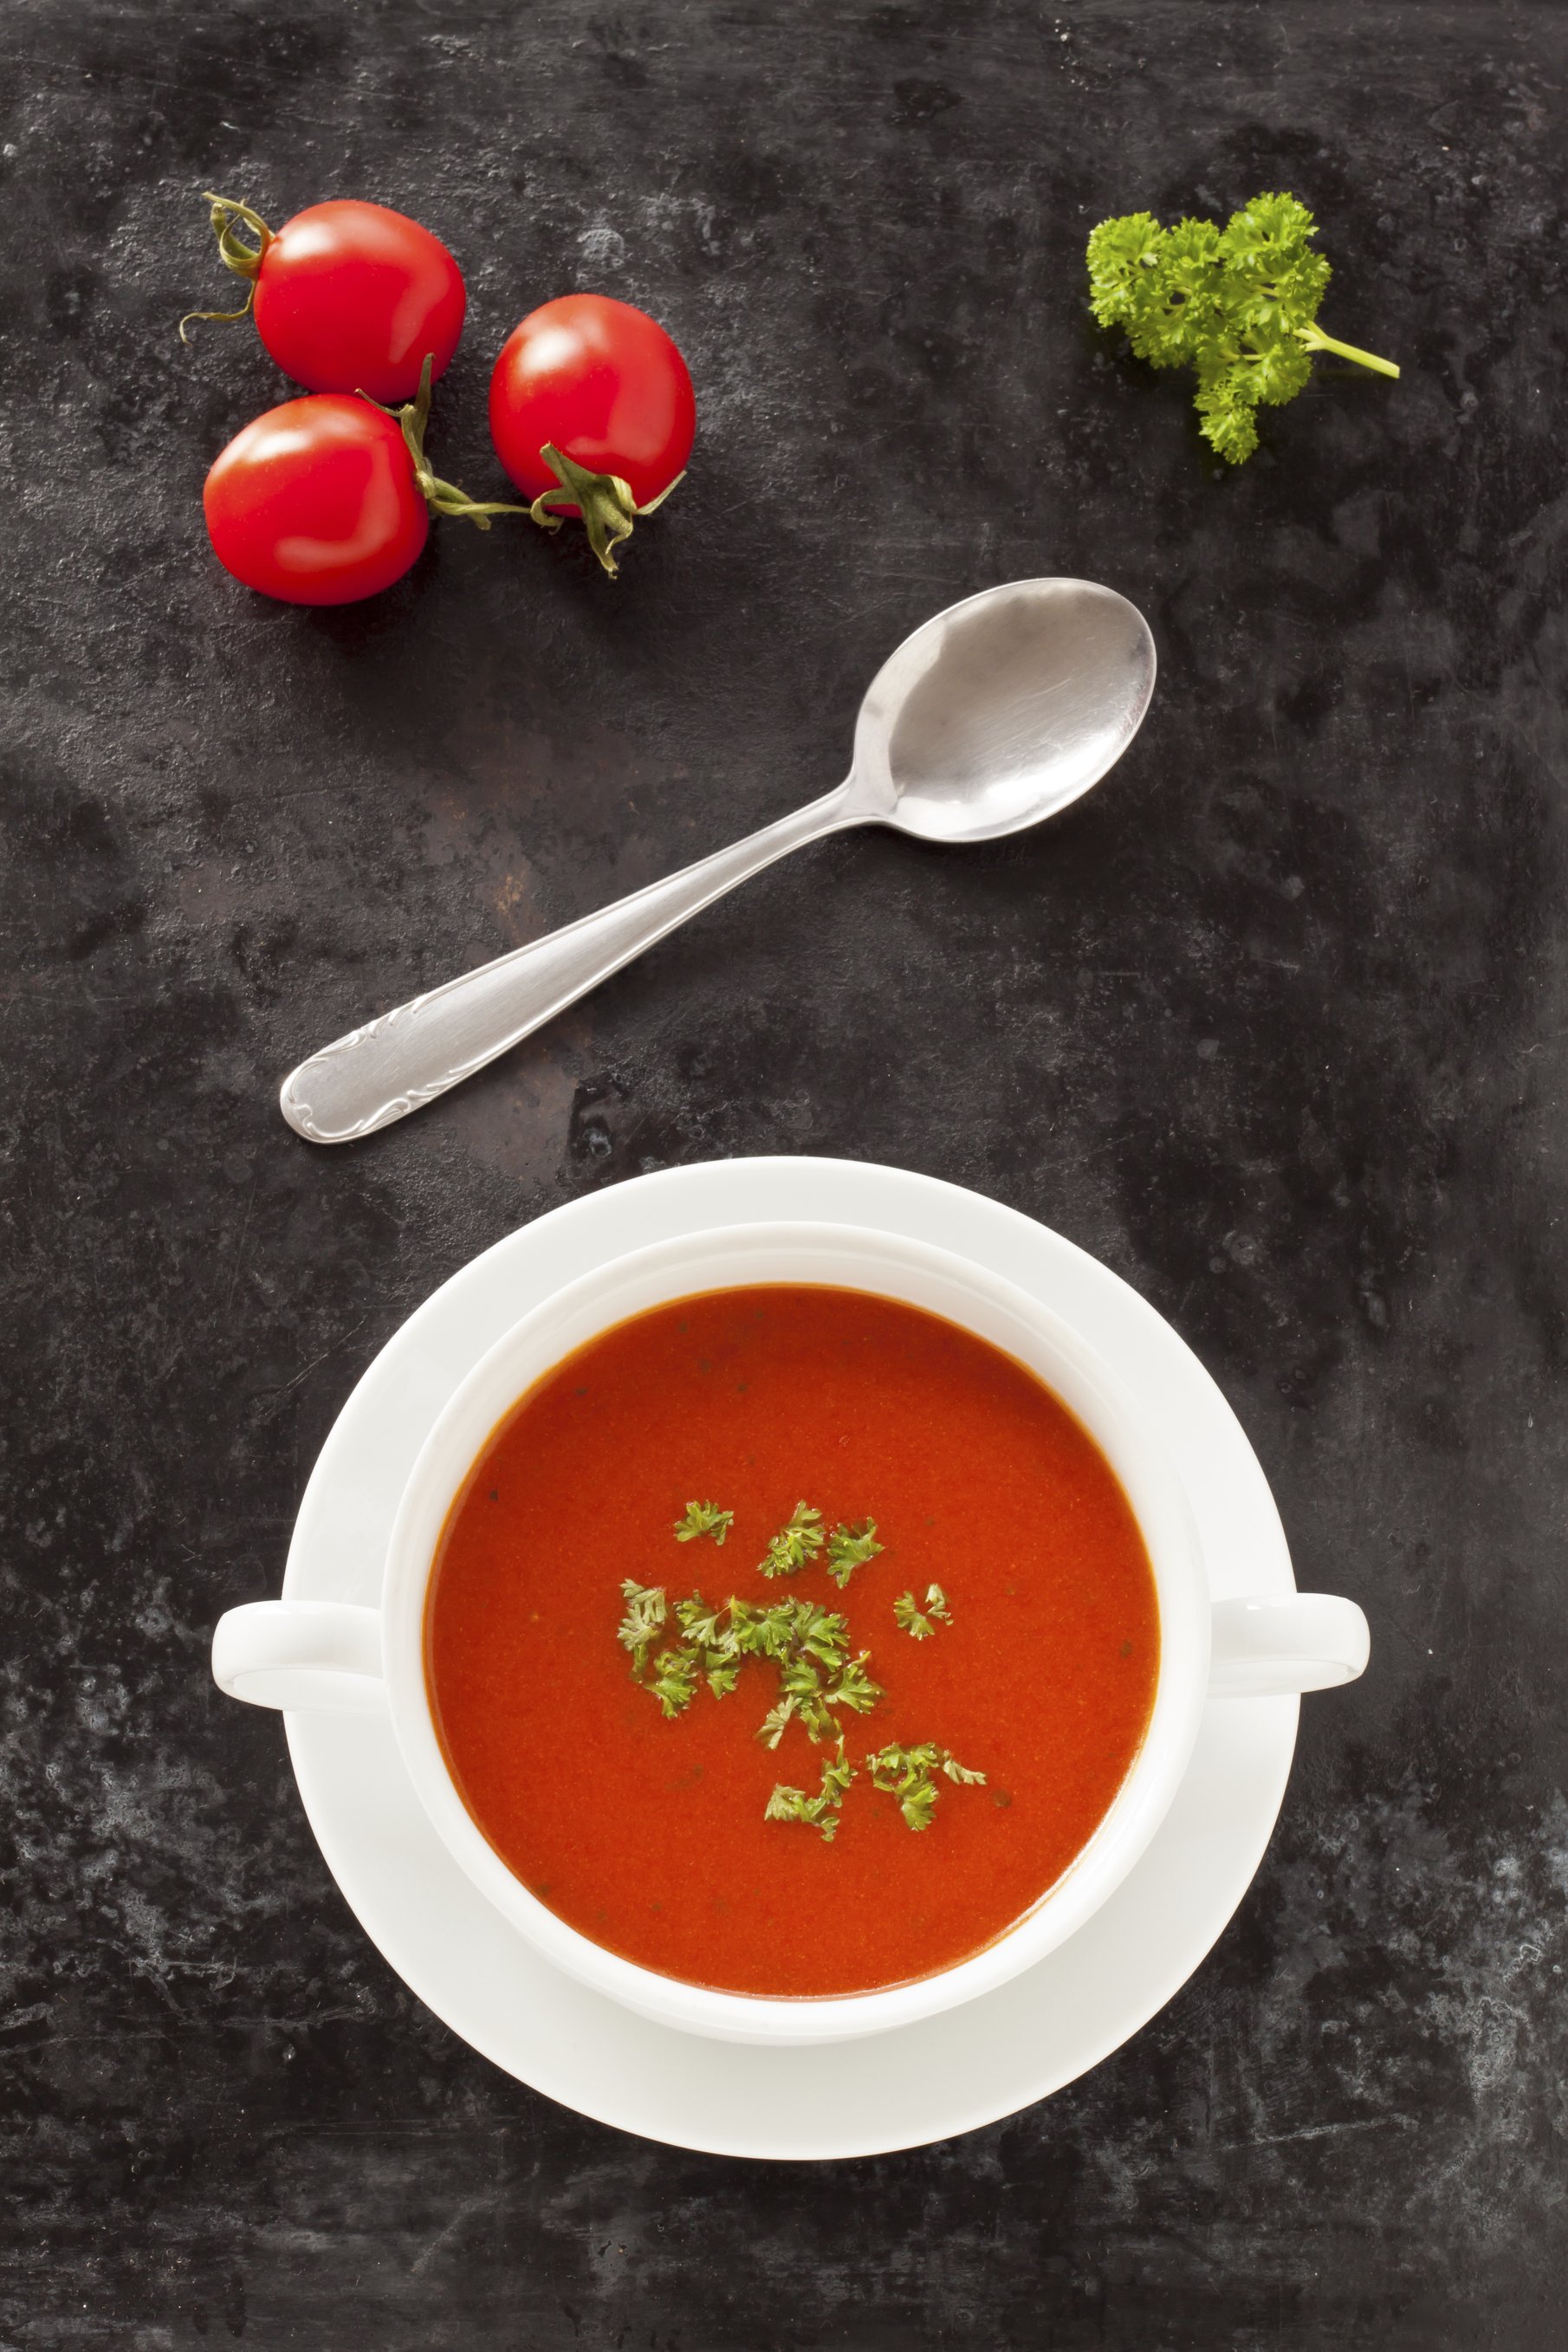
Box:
(825, 1651), (882, 1717)
(619, 1498), (989, 1837)
(754, 1627), (884, 1750)
(826, 1519), (883, 1588)
(631, 1589), (885, 1745)
(648, 1645), (701, 1719)
(673, 1500), (734, 1545)
(617, 1579), (667, 1677)
(758, 1500), (825, 1578)
(893, 1584), (952, 1641)
(766, 1739), (856, 1843)
(866, 1742), (987, 1831)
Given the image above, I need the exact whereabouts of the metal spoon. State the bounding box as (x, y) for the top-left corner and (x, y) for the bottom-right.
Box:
(279, 577), (1156, 1144)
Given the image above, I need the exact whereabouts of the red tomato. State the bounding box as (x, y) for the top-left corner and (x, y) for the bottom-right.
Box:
(204, 395), (428, 605)
(248, 200), (465, 402)
(488, 294), (696, 510)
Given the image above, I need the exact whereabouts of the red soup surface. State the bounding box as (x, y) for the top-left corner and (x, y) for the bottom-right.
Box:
(426, 1286), (1159, 1999)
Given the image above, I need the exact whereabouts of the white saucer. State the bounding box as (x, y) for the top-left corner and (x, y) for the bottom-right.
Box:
(281, 1157), (1299, 2160)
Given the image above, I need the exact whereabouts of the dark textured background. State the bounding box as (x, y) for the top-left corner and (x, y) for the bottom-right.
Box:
(3, 0), (1565, 2343)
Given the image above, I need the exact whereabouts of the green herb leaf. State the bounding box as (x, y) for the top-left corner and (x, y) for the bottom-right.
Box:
(826, 1519), (883, 1589)
(790, 1599), (850, 1670)
(756, 1694), (797, 1750)
(772, 1653), (828, 1745)
(826, 1651), (884, 1716)
(721, 1595), (760, 1649)
(674, 1500), (734, 1545)
(649, 1645), (702, 1718)
(765, 1738), (856, 1842)
(673, 1593), (727, 1648)
(617, 1579), (667, 1678)
(893, 1584), (950, 1641)
(1086, 190), (1397, 464)
(758, 1500), (825, 1578)
(779, 1654), (826, 1703)
(866, 1741), (987, 1830)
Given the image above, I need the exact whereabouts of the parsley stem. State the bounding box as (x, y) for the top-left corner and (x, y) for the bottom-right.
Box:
(1297, 323), (1400, 379)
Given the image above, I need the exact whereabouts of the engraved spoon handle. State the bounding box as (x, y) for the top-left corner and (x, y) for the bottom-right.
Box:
(279, 786), (858, 1144)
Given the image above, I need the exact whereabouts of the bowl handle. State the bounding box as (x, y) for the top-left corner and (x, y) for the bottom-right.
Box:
(1208, 1595), (1370, 1697)
(211, 1600), (387, 1715)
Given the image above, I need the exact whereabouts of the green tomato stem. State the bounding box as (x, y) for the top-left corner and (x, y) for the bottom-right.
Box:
(1297, 323), (1401, 379)
(528, 444), (685, 577)
(360, 356), (530, 533)
(178, 192), (274, 345)
(201, 192), (275, 280)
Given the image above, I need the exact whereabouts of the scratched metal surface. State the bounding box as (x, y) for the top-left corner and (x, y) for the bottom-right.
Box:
(2, 3), (1565, 2345)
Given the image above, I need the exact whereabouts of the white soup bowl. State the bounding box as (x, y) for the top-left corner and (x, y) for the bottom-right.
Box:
(212, 1222), (1369, 2044)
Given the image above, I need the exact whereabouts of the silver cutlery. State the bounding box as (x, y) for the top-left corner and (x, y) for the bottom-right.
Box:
(279, 577), (1156, 1143)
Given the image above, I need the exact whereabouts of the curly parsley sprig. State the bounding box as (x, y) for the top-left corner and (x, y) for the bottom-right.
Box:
(866, 1742), (987, 1832)
(617, 1579), (668, 1679)
(673, 1500), (734, 1545)
(893, 1584), (951, 1640)
(826, 1519), (883, 1588)
(1086, 191), (1398, 464)
(758, 1500), (825, 1578)
(765, 1738), (856, 1843)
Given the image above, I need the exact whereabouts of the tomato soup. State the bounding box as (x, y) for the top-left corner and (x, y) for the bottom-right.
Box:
(425, 1286), (1158, 1999)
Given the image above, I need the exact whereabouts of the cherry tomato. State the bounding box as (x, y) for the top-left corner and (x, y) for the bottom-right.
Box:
(489, 293), (696, 515)
(191, 197), (465, 403)
(204, 395), (428, 605)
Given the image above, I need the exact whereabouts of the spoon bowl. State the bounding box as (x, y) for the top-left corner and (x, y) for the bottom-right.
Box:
(280, 578), (1157, 1143)
(855, 578), (1157, 843)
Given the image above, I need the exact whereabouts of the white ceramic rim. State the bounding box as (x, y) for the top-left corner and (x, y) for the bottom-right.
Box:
(376, 1221), (1213, 2045)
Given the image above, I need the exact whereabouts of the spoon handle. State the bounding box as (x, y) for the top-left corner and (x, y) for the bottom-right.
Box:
(279, 786), (858, 1144)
